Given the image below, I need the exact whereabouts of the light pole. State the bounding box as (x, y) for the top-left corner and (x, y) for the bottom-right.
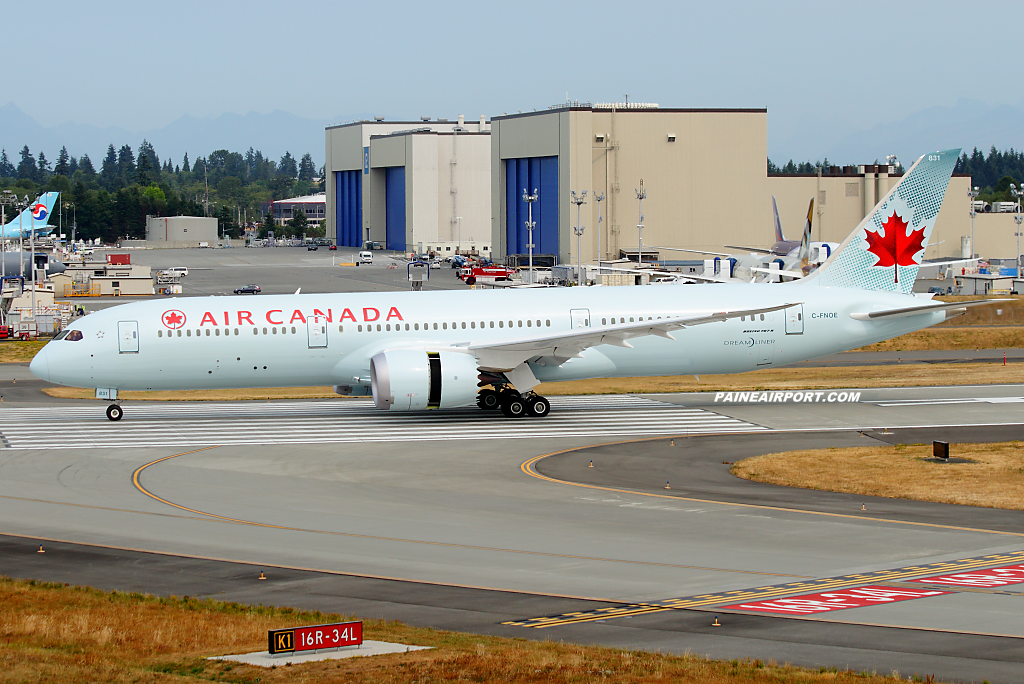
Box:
(1, 190), (19, 281)
(456, 216), (462, 255)
(968, 186), (979, 259)
(1011, 184), (1023, 278)
(522, 188), (538, 283)
(571, 190), (587, 285)
(593, 191), (605, 280)
(635, 179), (646, 269)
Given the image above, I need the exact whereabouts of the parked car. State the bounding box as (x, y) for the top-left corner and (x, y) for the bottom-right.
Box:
(328, 244), (337, 250)
(307, 244), (318, 251)
(234, 284), (261, 294)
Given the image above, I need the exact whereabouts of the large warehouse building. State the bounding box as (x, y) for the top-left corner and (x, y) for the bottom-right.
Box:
(327, 104), (995, 263)
(325, 116), (491, 252)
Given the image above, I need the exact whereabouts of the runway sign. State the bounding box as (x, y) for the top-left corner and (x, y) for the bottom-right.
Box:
(720, 585), (948, 615)
(908, 563), (1024, 588)
(268, 621), (362, 654)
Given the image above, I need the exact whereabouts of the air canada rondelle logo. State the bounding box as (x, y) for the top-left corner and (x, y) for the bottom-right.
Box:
(162, 310), (186, 329)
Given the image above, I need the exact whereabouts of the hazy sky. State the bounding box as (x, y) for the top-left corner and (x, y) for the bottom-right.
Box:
(10, 0), (1019, 152)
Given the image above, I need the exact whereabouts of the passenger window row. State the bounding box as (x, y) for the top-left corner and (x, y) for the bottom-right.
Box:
(338, 319), (552, 333)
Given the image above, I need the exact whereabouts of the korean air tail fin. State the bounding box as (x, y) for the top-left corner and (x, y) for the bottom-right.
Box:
(1, 191), (59, 237)
(799, 149), (959, 294)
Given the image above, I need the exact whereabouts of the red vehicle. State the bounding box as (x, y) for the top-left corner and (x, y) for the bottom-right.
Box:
(0, 325), (10, 339)
(460, 265), (517, 286)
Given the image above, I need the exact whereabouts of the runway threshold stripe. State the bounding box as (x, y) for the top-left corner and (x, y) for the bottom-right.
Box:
(505, 550), (1024, 628)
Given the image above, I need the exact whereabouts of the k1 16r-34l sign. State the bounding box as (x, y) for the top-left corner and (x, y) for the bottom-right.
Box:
(268, 621), (362, 654)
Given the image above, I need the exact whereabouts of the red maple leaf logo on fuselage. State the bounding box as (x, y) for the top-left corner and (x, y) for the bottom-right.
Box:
(864, 212), (925, 283)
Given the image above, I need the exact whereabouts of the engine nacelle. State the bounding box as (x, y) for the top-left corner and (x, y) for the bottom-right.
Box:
(370, 350), (479, 411)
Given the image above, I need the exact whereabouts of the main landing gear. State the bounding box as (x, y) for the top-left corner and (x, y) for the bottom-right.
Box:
(106, 404), (123, 421)
(477, 388), (550, 418)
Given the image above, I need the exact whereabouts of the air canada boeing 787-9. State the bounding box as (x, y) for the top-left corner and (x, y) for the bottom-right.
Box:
(30, 148), (998, 420)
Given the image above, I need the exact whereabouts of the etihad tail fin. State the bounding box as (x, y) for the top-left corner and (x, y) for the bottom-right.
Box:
(797, 198), (814, 275)
(771, 196), (784, 242)
(799, 149), (958, 294)
(1, 191), (59, 238)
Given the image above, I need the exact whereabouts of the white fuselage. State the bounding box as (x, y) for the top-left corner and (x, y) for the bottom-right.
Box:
(31, 283), (944, 395)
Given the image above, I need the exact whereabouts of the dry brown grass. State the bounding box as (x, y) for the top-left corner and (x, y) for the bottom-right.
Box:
(0, 340), (46, 363)
(732, 442), (1024, 510)
(854, 326), (1024, 352)
(0, 576), (940, 683)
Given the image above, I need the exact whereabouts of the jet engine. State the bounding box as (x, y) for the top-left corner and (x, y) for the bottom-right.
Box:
(370, 350), (479, 411)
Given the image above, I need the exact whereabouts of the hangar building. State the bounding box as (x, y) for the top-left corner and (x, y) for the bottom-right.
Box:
(145, 216), (218, 247)
(325, 116), (491, 252)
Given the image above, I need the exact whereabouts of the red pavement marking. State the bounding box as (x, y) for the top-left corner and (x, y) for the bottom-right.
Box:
(907, 563), (1024, 588)
(720, 585), (949, 615)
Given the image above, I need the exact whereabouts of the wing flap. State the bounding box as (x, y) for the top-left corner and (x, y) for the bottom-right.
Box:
(849, 298), (1007, 321)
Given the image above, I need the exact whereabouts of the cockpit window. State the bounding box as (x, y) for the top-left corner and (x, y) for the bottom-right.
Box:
(53, 330), (69, 340)
(65, 330), (84, 341)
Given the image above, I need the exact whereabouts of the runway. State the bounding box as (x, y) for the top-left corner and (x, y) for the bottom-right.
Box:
(0, 396), (765, 449)
(1, 384), (1022, 682)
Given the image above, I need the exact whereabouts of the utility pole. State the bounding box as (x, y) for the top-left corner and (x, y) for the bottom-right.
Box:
(635, 179), (645, 269)
(456, 216), (462, 255)
(1011, 184), (1023, 278)
(967, 186), (979, 259)
(571, 190), (587, 285)
(1, 190), (19, 282)
(522, 188), (538, 283)
(593, 191), (605, 280)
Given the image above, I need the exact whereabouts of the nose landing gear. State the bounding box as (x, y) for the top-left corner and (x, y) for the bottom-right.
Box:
(106, 404), (123, 421)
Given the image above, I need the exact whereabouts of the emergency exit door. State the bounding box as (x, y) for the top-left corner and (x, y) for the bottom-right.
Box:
(570, 309), (590, 329)
(117, 321), (139, 353)
(307, 315), (328, 348)
(785, 305), (804, 334)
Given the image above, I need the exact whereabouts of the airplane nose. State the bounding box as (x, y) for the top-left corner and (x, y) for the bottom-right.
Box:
(29, 346), (50, 382)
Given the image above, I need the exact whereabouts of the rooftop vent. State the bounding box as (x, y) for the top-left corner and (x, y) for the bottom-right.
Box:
(374, 115), (385, 121)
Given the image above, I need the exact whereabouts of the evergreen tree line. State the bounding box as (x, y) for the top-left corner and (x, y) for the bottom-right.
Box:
(954, 147), (1024, 203)
(0, 141), (324, 243)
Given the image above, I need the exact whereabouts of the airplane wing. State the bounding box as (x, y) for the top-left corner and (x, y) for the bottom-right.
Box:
(595, 263), (728, 283)
(724, 245), (773, 254)
(649, 245), (735, 258)
(749, 265), (804, 280)
(849, 298), (1006, 321)
(464, 302), (798, 371)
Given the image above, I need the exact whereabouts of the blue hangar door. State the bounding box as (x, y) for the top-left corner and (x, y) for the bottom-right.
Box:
(335, 170), (362, 247)
(505, 156), (558, 256)
(385, 166), (406, 252)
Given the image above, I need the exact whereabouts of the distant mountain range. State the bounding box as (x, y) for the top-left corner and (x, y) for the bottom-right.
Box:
(0, 103), (374, 169)
(770, 97), (1024, 167)
(5, 98), (1024, 175)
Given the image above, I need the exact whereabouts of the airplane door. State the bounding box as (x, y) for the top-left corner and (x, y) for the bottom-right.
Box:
(117, 321), (139, 353)
(785, 305), (804, 334)
(570, 309), (591, 329)
(307, 315), (328, 348)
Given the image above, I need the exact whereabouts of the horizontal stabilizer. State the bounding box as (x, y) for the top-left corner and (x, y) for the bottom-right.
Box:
(850, 299), (1007, 321)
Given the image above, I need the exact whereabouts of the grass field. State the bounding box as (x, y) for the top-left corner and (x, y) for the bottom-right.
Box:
(0, 576), (940, 683)
(732, 442), (1024, 510)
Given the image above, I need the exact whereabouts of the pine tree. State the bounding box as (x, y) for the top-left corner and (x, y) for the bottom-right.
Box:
(54, 146), (71, 176)
(298, 153), (316, 181)
(182, 152), (191, 174)
(278, 151), (297, 178)
(117, 144), (136, 188)
(136, 151), (152, 186)
(68, 155), (79, 175)
(101, 144), (119, 189)
(138, 139), (159, 172)
(0, 149), (14, 178)
(17, 145), (36, 181)
(79, 154), (96, 176)
(36, 151), (52, 179)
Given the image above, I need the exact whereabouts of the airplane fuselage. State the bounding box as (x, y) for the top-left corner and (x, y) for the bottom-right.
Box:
(31, 284), (944, 393)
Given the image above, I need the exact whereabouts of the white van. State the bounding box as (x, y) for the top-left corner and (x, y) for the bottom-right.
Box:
(359, 251), (373, 264)
(166, 266), (189, 277)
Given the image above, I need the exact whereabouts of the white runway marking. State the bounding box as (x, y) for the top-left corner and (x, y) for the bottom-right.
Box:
(0, 396), (766, 449)
(871, 397), (1024, 407)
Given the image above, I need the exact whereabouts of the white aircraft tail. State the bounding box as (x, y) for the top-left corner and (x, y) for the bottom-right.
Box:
(800, 149), (959, 294)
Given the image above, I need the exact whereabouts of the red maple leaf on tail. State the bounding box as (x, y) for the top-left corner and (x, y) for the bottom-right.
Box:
(864, 211), (925, 283)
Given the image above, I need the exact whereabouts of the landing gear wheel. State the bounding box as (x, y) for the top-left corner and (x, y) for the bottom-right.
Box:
(500, 395), (527, 418)
(526, 395), (550, 417)
(477, 389), (500, 410)
(106, 404), (123, 421)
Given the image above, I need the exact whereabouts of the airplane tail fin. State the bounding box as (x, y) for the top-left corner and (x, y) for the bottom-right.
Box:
(771, 196), (784, 242)
(2, 192), (59, 235)
(797, 198), (813, 275)
(799, 149), (959, 294)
